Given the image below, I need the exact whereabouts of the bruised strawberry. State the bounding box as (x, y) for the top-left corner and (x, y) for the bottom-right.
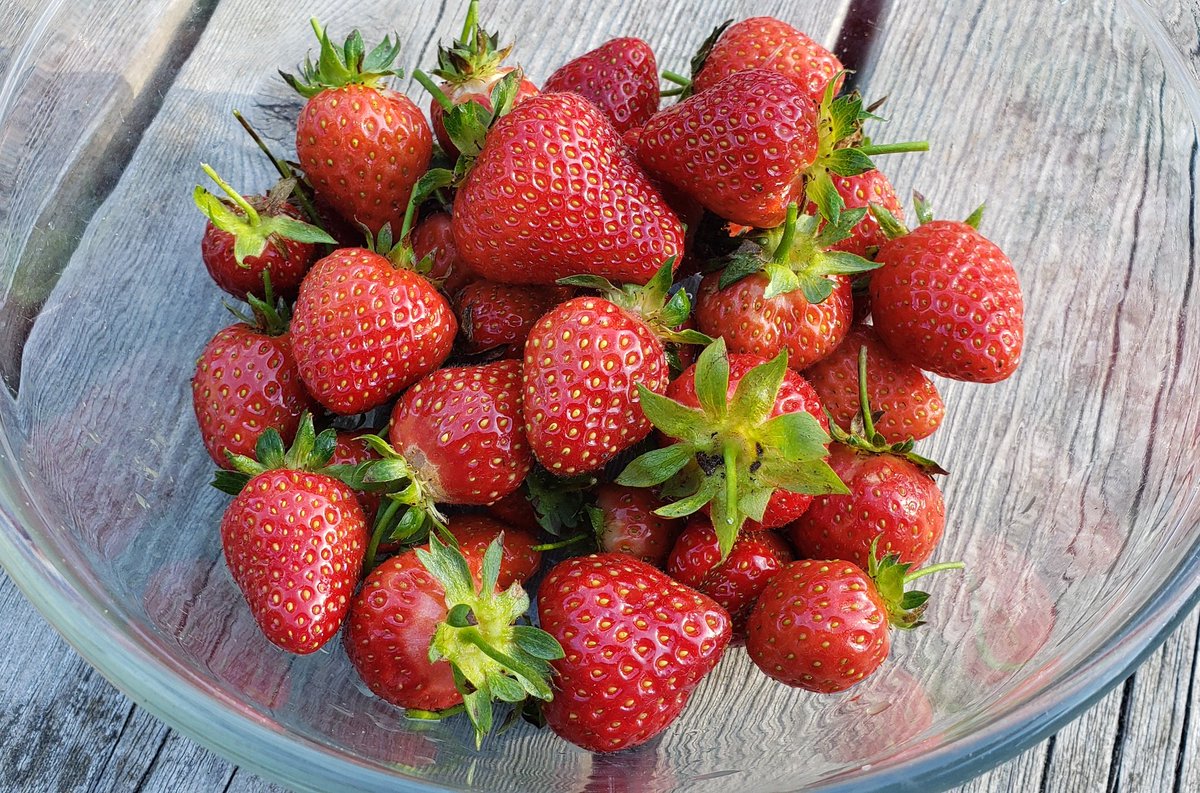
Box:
(543, 37), (659, 133)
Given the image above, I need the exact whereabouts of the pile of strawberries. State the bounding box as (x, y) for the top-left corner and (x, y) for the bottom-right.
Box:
(190, 5), (1025, 754)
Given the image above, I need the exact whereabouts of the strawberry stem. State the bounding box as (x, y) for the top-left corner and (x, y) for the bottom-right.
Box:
(771, 203), (799, 264)
(723, 443), (738, 528)
(413, 68), (454, 111)
(857, 141), (929, 156)
(232, 110), (323, 229)
(531, 533), (589, 552)
(461, 0), (478, 42)
(661, 70), (692, 87)
(857, 345), (877, 439)
(902, 561), (965, 584)
(406, 704), (466, 720)
(200, 163), (259, 224)
(364, 498), (404, 570)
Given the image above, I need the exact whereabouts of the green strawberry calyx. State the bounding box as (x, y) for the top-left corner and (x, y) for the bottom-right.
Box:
(417, 532), (563, 747)
(220, 272), (291, 337)
(193, 164), (335, 266)
(212, 412), (338, 495)
(717, 202), (881, 303)
(413, 66), (526, 173)
(430, 0), (517, 89)
(557, 258), (713, 347)
(869, 190), (987, 241)
(616, 338), (849, 558)
(280, 18), (403, 97)
(828, 345), (949, 475)
(524, 465), (599, 537)
(866, 537), (964, 630)
(361, 169), (456, 277)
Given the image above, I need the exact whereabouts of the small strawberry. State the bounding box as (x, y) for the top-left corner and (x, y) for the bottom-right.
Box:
(589, 483), (681, 567)
(444, 514), (543, 588)
(214, 415), (368, 654)
(745, 541), (962, 692)
(802, 169), (904, 258)
(192, 286), (315, 468)
(522, 261), (706, 476)
(695, 203), (879, 370)
(344, 533), (561, 744)
(412, 210), (476, 294)
(289, 247), (457, 414)
(329, 430), (383, 521)
(689, 17), (844, 103)
(869, 198), (1024, 382)
(485, 486), (540, 528)
(667, 516), (792, 631)
(537, 554), (731, 752)
(618, 339), (846, 556)
(194, 165), (334, 300)
(283, 20), (432, 235)
(454, 280), (570, 357)
(803, 324), (944, 443)
(543, 37), (659, 134)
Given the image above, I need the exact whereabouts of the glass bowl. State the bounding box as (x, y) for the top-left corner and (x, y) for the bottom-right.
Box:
(1, 1), (1197, 790)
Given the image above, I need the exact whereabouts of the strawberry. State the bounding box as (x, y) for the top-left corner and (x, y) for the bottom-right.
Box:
(451, 91), (685, 285)
(283, 21), (432, 236)
(745, 542), (961, 692)
(667, 516), (792, 631)
(344, 533), (561, 744)
(443, 514), (543, 588)
(869, 199), (1024, 382)
(412, 210), (476, 294)
(214, 415), (368, 654)
(803, 324), (944, 443)
(329, 430), (383, 521)
(590, 483), (681, 567)
(289, 247), (457, 414)
(454, 280), (570, 357)
(536, 554), (731, 752)
(618, 339), (846, 556)
(802, 169), (904, 258)
(192, 289), (315, 468)
(485, 486), (540, 528)
(695, 203), (878, 370)
(522, 262), (706, 475)
(194, 166), (333, 300)
(543, 38), (659, 134)
(689, 17), (844, 103)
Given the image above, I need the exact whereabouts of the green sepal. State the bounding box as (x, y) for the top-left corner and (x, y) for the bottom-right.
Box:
(686, 19), (732, 90)
(717, 251), (768, 290)
(864, 537), (964, 631)
(636, 387), (710, 444)
(211, 469), (253, 496)
(868, 202), (910, 240)
(756, 411), (833, 460)
(728, 351), (787, 427)
(615, 442), (693, 488)
(693, 337), (730, 420)
(655, 472), (720, 519)
(757, 455), (850, 496)
(281, 18), (403, 98)
(524, 466), (597, 536)
(806, 168), (844, 224)
(762, 263), (802, 300)
(964, 203), (986, 230)
(913, 191), (935, 225)
(824, 147), (876, 177)
(209, 412), (341, 496)
(737, 485), (772, 524)
(255, 428), (287, 469)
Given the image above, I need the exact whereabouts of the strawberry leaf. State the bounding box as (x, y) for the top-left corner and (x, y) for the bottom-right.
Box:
(717, 252), (767, 289)
(616, 443), (693, 487)
(729, 351), (787, 427)
(693, 337), (730, 420)
(636, 386), (709, 444)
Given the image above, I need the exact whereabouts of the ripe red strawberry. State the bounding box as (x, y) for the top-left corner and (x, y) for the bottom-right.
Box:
(667, 516), (792, 631)
(453, 280), (570, 357)
(537, 554), (731, 752)
(691, 17), (844, 103)
(637, 69), (817, 230)
(452, 92), (685, 285)
(590, 483), (681, 567)
(330, 431), (383, 521)
(745, 545), (961, 692)
(485, 487), (540, 528)
(289, 247), (457, 414)
(543, 37), (659, 134)
(620, 341), (843, 551)
(870, 208), (1024, 383)
(344, 533), (560, 744)
(283, 22), (432, 235)
(216, 417), (368, 654)
(802, 169), (904, 258)
(192, 292), (315, 468)
(803, 324), (944, 443)
(444, 514), (543, 588)
(412, 210), (476, 294)
(194, 166), (333, 300)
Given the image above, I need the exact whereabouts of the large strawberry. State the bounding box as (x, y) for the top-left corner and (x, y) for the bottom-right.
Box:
(869, 200), (1024, 382)
(745, 542), (961, 692)
(344, 533), (560, 744)
(289, 247), (456, 414)
(618, 339), (846, 556)
(283, 20), (432, 235)
(451, 91), (685, 285)
(192, 287), (315, 467)
(214, 415), (368, 654)
(193, 165), (333, 300)
(543, 37), (659, 134)
(537, 554), (731, 752)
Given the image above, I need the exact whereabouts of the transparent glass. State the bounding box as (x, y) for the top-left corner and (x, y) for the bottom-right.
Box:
(0, 1), (1197, 790)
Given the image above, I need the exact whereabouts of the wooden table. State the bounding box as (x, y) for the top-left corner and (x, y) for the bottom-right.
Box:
(1, 0), (1198, 790)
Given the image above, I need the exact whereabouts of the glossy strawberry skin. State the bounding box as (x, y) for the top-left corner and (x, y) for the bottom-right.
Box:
(667, 517), (793, 632)
(537, 554), (731, 752)
(594, 484), (680, 567)
(695, 271), (853, 371)
(788, 445), (945, 568)
(389, 359), (531, 504)
(220, 470), (367, 654)
(802, 170), (904, 258)
(430, 68), (539, 159)
(666, 354), (830, 530)
(297, 84), (433, 235)
(636, 69), (818, 229)
(290, 248), (457, 415)
(543, 38), (659, 134)
(523, 297), (669, 476)
(452, 93), (685, 286)
(746, 558), (889, 692)
(802, 325), (944, 443)
(192, 324), (315, 468)
(453, 280), (570, 357)
(412, 211), (475, 295)
(445, 514), (542, 589)
(485, 488), (540, 528)
(693, 17), (843, 103)
(201, 201), (315, 300)
(331, 431), (383, 522)
(870, 221), (1024, 383)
